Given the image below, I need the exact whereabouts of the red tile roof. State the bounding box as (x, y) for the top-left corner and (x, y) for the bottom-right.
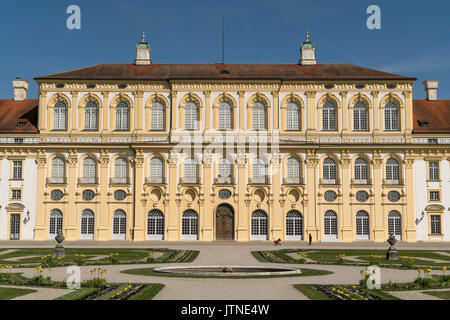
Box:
(413, 99), (450, 133)
(35, 63), (416, 81)
(0, 99), (38, 133)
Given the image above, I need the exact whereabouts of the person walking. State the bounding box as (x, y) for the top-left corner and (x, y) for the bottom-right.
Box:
(308, 233), (312, 246)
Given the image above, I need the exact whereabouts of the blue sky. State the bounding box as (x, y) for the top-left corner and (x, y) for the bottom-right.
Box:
(0, 0), (449, 99)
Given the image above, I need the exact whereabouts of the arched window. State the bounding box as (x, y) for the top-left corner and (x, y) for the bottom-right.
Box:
(116, 102), (129, 130)
(286, 210), (303, 240)
(84, 101), (98, 130)
(322, 100), (336, 131)
(151, 101), (165, 131)
(147, 209), (164, 240)
(185, 101), (199, 130)
(184, 157), (198, 183)
(252, 101), (267, 130)
(386, 158), (400, 184)
(181, 210), (198, 240)
(324, 210), (338, 239)
(286, 102), (300, 131)
(81, 209), (94, 240)
(82, 157), (97, 184)
(49, 209), (63, 239)
(149, 157), (164, 183)
(356, 211), (369, 239)
(51, 157), (66, 184)
(251, 210), (268, 240)
(113, 210), (126, 239)
(354, 158), (368, 183)
(53, 101), (67, 130)
(385, 101), (399, 131)
(114, 157), (128, 184)
(323, 158), (337, 183)
(286, 157), (301, 184)
(353, 101), (367, 131)
(217, 157), (233, 184)
(218, 101), (232, 130)
(388, 211), (402, 240)
(252, 157), (267, 184)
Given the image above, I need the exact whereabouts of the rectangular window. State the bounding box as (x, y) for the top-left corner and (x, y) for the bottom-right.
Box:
(430, 215), (441, 235)
(429, 191), (440, 202)
(11, 189), (22, 199)
(12, 161), (23, 180)
(428, 162), (439, 181)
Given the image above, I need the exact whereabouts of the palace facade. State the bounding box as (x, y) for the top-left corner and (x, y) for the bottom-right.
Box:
(0, 33), (449, 242)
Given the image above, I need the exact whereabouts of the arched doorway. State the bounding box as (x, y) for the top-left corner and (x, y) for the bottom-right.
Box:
(215, 204), (235, 241)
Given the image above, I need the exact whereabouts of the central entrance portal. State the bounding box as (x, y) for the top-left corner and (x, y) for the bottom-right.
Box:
(215, 204), (235, 241)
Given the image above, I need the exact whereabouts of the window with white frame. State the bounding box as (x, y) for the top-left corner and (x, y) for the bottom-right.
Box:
(429, 162), (439, 181)
(149, 157), (164, 183)
(116, 102), (129, 130)
(53, 101), (67, 130)
(12, 161), (23, 180)
(388, 211), (402, 239)
(181, 210), (198, 239)
(356, 210), (370, 239)
(151, 101), (165, 131)
(82, 158), (97, 183)
(430, 215), (441, 235)
(11, 189), (21, 199)
(322, 100), (336, 130)
(385, 101), (399, 130)
(429, 191), (440, 202)
(147, 209), (164, 239)
(84, 101), (98, 130)
(286, 210), (303, 240)
(81, 209), (95, 238)
(286, 157), (301, 183)
(218, 157), (232, 183)
(354, 158), (368, 182)
(218, 101), (232, 130)
(49, 209), (63, 237)
(51, 157), (65, 183)
(324, 210), (338, 237)
(286, 102), (300, 131)
(252, 101), (266, 130)
(113, 210), (126, 237)
(251, 210), (268, 240)
(386, 158), (400, 183)
(114, 158), (128, 183)
(184, 157), (198, 182)
(353, 101), (367, 131)
(184, 101), (199, 130)
(252, 157), (267, 183)
(323, 158), (336, 182)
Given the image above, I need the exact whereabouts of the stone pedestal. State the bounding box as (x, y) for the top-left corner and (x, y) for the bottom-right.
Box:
(386, 246), (399, 260)
(54, 245), (65, 258)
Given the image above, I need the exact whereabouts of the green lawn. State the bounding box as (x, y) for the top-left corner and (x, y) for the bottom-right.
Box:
(294, 284), (331, 300)
(55, 287), (100, 300)
(128, 284), (165, 300)
(0, 248), (197, 266)
(0, 287), (36, 300)
(256, 249), (450, 268)
(422, 290), (450, 300)
(121, 267), (332, 279)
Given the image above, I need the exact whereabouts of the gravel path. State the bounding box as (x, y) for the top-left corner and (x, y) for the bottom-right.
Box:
(387, 289), (446, 300)
(0, 285), (73, 300)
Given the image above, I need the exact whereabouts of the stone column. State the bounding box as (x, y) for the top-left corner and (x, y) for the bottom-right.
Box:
(204, 91), (211, 131)
(66, 150), (78, 240)
(341, 92), (348, 134)
(97, 150), (110, 240)
(167, 152), (179, 240)
(372, 91), (380, 135)
(404, 156), (417, 242)
(133, 90), (144, 133)
(373, 152), (384, 242)
(341, 151), (352, 241)
(404, 91), (413, 142)
(170, 91), (178, 132)
(305, 151), (320, 241)
(132, 150), (145, 241)
(102, 91), (109, 132)
(238, 91), (245, 131)
(236, 150), (248, 241)
(38, 89), (47, 132)
(272, 91), (279, 131)
(34, 151), (47, 239)
(202, 153), (213, 241)
(305, 92), (316, 142)
(271, 152), (282, 239)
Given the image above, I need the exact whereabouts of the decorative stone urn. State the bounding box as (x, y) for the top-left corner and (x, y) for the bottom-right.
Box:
(54, 230), (66, 258)
(386, 234), (399, 260)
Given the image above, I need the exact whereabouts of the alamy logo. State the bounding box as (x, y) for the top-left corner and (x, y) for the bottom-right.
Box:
(366, 266), (381, 289)
(66, 266), (81, 289)
(366, 5), (381, 30)
(66, 5), (81, 30)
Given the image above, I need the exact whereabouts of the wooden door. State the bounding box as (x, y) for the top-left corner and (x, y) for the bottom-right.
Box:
(215, 205), (234, 240)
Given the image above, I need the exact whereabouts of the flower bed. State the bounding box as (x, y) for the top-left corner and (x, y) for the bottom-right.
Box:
(314, 285), (382, 300)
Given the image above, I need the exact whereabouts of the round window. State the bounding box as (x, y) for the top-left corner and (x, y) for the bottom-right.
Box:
(218, 189), (232, 200)
(82, 190), (95, 201)
(324, 190), (337, 202)
(387, 191), (401, 202)
(51, 189), (64, 201)
(114, 190), (127, 201)
(356, 190), (369, 202)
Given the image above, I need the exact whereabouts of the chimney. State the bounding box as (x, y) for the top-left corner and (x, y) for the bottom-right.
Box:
(299, 32), (316, 66)
(135, 31), (151, 66)
(423, 80), (439, 101)
(12, 78), (29, 102)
